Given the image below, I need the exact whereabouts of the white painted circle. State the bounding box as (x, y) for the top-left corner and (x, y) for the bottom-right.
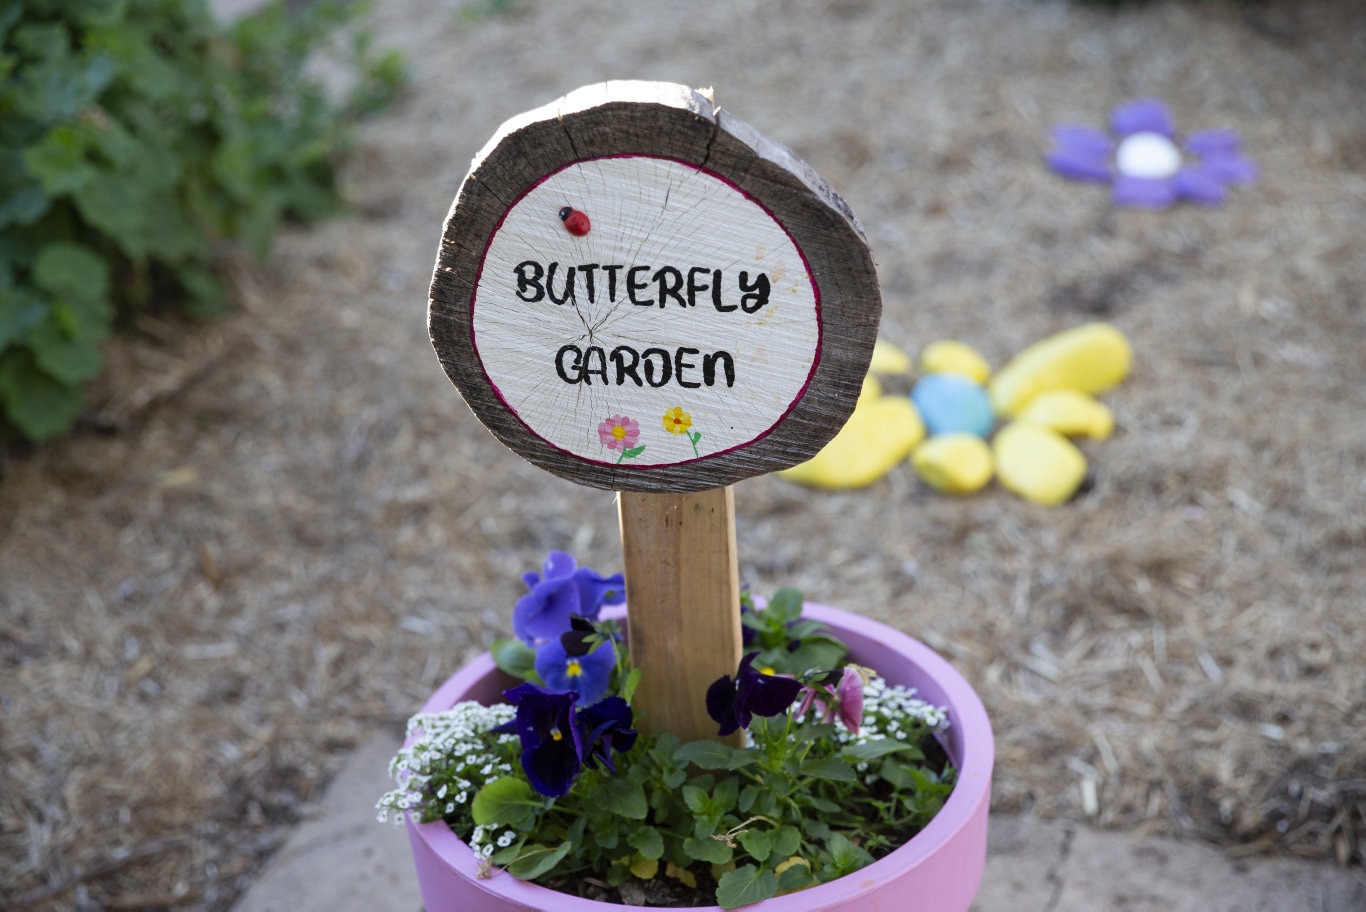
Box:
(472, 156), (820, 468)
(1114, 132), (1182, 180)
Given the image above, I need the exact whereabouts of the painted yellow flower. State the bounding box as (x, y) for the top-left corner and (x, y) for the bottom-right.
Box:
(662, 407), (692, 435)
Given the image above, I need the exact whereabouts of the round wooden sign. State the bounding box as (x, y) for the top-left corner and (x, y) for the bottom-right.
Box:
(429, 81), (881, 492)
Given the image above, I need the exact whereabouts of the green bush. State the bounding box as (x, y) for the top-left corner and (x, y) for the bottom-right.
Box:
(0, 0), (404, 442)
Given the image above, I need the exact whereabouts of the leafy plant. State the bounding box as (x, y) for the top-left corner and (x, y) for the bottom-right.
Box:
(378, 551), (957, 909)
(0, 0), (405, 441)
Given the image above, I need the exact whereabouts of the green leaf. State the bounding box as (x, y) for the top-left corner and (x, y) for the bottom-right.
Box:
(598, 776), (648, 820)
(621, 444), (645, 459)
(0, 184), (50, 228)
(736, 827), (773, 862)
(803, 795), (842, 814)
(489, 840), (524, 866)
(682, 835), (732, 866)
(682, 785), (710, 815)
(763, 588), (804, 623)
(505, 841), (571, 880)
(0, 285), (48, 350)
(777, 859), (814, 892)
(824, 832), (873, 875)
(34, 241), (110, 307)
(772, 826), (802, 859)
(28, 315), (103, 384)
(470, 777), (537, 828)
(72, 170), (148, 256)
(713, 776), (739, 812)
(800, 757), (857, 783)
(792, 723), (837, 744)
(619, 665), (642, 704)
(627, 825), (664, 861)
(782, 635), (848, 676)
(715, 864), (778, 910)
(843, 738), (913, 762)
(0, 349), (84, 441)
(490, 637), (539, 682)
(23, 124), (96, 195)
(675, 740), (737, 771)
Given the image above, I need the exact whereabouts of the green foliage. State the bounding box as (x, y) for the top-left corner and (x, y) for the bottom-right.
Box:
(0, 0), (406, 441)
(470, 692), (954, 908)
(740, 587), (850, 675)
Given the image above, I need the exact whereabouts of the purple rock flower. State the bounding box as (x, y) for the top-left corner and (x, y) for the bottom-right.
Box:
(705, 652), (803, 737)
(1047, 99), (1257, 208)
(512, 551), (626, 645)
(502, 683), (584, 797)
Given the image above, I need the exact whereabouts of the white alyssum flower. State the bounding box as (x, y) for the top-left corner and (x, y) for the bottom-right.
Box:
(375, 701), (516, 826)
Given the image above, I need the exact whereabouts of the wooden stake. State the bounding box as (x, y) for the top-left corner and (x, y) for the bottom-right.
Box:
(619, 487), (743, 745)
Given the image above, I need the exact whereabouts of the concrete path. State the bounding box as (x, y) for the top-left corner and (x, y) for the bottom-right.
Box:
(232, 734), (1365, 912)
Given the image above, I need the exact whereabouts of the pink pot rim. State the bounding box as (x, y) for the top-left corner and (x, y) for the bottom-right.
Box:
(405, 602), (993, 911)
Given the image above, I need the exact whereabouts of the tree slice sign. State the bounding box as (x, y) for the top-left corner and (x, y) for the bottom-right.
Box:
(429, 81), (881, 492)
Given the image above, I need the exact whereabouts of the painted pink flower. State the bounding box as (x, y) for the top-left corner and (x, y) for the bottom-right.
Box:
(597, 415), (640, 452)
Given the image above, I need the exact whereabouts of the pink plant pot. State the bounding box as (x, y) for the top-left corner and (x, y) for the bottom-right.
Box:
(404, 603), (993, 911)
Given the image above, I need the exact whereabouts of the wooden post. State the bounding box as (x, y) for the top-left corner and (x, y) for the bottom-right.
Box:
(619, 487), (742, 744)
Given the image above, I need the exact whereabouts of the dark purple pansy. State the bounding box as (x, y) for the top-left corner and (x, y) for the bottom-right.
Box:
(513, 551), (625, 645)
(705, 652), (803, 737)
(1047, 98), (1256, 209)
(578, 696), (637, 774)
(502, 683), (583, 797)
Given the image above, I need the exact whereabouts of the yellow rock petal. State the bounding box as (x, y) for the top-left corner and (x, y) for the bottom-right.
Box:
(992, 422), (1088, 505)
(1016, 389), (1114, 439)
(780, 397), (925, 490)
(989, 323), (1132, 417)
(869, 338), (913, 375)
(911, 433), (994, 494)
(920, 340), (991, 384)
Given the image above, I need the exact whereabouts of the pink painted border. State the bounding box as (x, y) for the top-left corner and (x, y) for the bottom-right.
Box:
(404, 604), (993, 912)
(468, 154), (824, 474)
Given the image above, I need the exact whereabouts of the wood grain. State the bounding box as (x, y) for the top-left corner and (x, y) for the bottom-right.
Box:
(429, 81), (881, 493)
(618, 486), (743, 745)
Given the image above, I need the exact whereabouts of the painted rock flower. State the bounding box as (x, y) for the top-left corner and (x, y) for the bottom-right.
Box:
(1047, 98), (1257, 208)
(706, 652), (803, 737)
(598, 414), (640, 451)
(512, 551), (624, 645)
(502, 683), (583, 797)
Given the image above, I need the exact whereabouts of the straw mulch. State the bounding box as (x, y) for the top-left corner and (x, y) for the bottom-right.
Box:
(2, 0), (1363, 908)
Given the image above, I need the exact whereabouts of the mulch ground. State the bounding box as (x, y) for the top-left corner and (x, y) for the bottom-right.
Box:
(2, 0), (1363, 908)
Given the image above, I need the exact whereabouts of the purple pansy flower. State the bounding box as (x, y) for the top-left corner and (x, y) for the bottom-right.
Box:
(512, 551), (625, 645)
(796, 665), (867, 736)
(1047, 98), (1257, 208)
(705, 652), (803, 737)
(535, 633), (616, 707)
(578, 696), (638, 775)
(502, 683), (584, 797)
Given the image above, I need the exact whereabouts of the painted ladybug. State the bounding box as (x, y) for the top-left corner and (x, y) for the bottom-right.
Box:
(558, 206), (591, 237)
